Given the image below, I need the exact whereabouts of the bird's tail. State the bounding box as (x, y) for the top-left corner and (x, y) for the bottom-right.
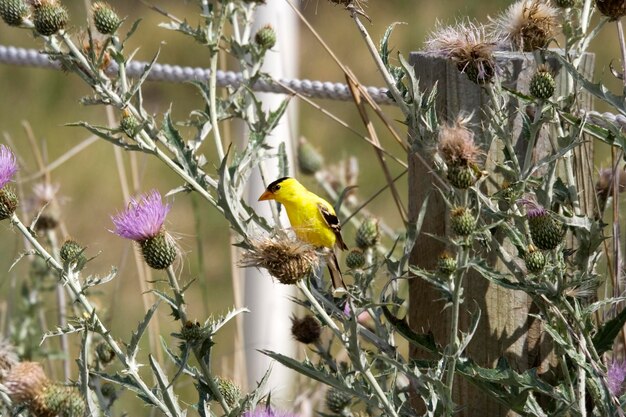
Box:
(328, 252), (347, 296)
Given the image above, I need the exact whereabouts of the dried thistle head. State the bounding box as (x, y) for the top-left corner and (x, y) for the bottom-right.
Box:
(240, 232), (319, 285)
(291, 315), (322, 344)
(596, 0), (626, 20)
(424, 21), (498, 84)
(436, 118), (483, 167)
(4, 361), (48, 403)
(492, 0), (559, 51)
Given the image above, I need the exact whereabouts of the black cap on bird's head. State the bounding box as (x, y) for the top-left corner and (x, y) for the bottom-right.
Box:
(258, 177), (292, 201)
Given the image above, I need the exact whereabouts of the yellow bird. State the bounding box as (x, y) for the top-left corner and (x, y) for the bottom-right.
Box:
(258, 177), (347, 293)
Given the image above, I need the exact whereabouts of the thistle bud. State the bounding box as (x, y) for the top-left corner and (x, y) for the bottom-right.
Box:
(140, 232), (177, 270)
(120, 111), (140, 137)
(346, 248), (366, 269)
(30, 382), (86, 417)
(179, 321), (208, 344)
(92, 2), (120, 35)
(33, 0), (69, 36)
(596, 0), (626, 20)
(450, 207), (476, 236)
(291, 315), (321, 344)
(60, 239), (87, 271)
(255, 24), (276, 50)
(95, 341), (115, 365)
(447, 165), (478, 189)
(529, 66), (556, 100)
(523, 245), (546, 273)
(0, 187), (18, 220)
(0, 0), (29, 26)
(437, 252), (457, 275)
(325, 388), (352, 413)
(355, 218), (380, 249)
(298, 137), (324, 175)
(215, 377), (241, 408)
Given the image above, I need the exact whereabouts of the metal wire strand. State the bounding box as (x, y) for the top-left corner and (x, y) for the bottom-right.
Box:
(0, 44), (395, 105)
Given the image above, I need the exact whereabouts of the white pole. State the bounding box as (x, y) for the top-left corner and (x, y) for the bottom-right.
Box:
(242, 0), (299, 403)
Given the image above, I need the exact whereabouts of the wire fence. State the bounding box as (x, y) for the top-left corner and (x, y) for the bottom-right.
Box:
(1, 44), (625, 131)
(0, 44), (395, 105)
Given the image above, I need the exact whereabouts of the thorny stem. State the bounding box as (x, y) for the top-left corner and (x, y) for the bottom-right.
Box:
(578, 361), (587, 417)
(165, 266), (188, 323)
(296, 281), (398, 417)
(444, 246), (469, 417)
(522, 99), (544, 177)
(552, 112), (582, 214)
(10, 214), (173, 417)
(349, 11), (411, 118)
(486, 84), (521, 173)
(558, 353), (578, 409)
(208, 2), (229, 162)
(165, 266), (231, 414)
(45, 229), (71, 381)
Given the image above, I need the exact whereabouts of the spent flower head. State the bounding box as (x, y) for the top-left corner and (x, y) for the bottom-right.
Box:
(437, 117), (482, 166)
(608, 360), (626, 396)
(111, 190), (170, 241)
(424, 21), (498, 84)
(240, 231), (319, 285)
(491, 0), (559, 51)
(0, 144), (18, 189)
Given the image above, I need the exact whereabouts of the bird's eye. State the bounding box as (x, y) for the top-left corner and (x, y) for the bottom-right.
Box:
(275, 185), (281, 190)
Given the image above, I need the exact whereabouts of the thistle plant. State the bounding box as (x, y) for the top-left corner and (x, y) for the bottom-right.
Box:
(2, 0), (626, 416)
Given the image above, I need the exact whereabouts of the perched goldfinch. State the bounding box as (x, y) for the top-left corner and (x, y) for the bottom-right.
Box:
(258, 177), (347, 292)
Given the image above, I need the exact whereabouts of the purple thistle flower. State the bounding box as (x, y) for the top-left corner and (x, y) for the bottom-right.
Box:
(111, 190), (170, 241)
(518, 198), (547, 218)
(608, 360), (626, 397)
(243, 407), (298, 417)
(0, 145), (18, 189)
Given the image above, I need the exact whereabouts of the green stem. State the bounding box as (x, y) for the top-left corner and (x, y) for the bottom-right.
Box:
(486, 84), (521, 173)
(522, 99), (544, 177)
(165, 267), (231, 414)
(552, 112), (581, 214)
(208, 3), (229, 162)
(350, 12), (410, 117)
(444, 248), (469, 416)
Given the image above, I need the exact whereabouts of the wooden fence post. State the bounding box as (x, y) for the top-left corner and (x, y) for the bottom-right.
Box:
(407, 52), (594, 416)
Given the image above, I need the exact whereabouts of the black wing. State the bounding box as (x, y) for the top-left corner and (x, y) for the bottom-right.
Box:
(317, 203), (348, 250)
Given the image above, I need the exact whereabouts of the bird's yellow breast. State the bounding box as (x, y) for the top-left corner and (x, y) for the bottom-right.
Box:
(282, 198), (337, 249)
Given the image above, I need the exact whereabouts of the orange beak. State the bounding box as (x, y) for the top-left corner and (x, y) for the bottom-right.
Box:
(258, 190), (274, 201)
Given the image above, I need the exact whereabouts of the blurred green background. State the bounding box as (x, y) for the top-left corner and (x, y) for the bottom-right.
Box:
(0, 0), (622, 414)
